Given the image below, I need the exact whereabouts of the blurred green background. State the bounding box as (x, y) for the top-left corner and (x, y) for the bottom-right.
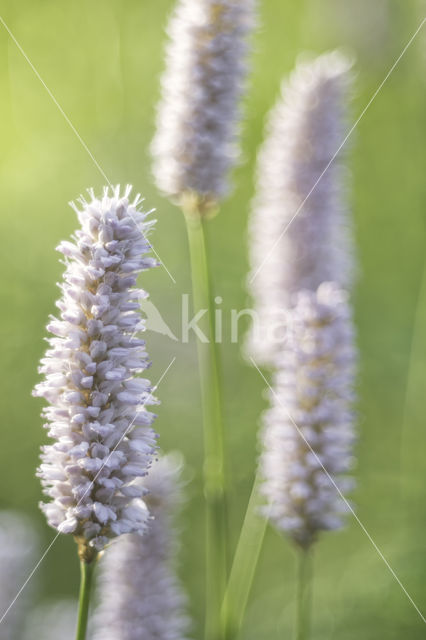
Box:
(1, 0), (426, 637)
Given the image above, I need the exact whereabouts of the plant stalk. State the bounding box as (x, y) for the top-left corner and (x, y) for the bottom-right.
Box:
(75, 557), (97, 640)
(221, 472), (267, 640)
(399, 237), (426, 497)
(295, 549), (313, 640)
(184, 208), (227, 640)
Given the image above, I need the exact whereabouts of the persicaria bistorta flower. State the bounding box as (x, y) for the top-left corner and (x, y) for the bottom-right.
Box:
(0, 512), (39, 639)
(260, 283), (356, 549)
(247, 51), (354, 365)
(152, 0), (256, 209)
(23, 600), (77, 640)
(93, 454), (192, 640)
(33, 185), (159, 554)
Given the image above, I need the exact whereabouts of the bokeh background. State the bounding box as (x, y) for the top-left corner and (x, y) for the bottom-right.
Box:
(1, 0), (426, 637)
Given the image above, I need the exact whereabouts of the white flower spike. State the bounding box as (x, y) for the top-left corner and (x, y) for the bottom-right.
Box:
(93, 454), (192, 640)
(248, 52), (354, 365)
(34, 186), (159, 556)
(152, 0), (256, 208)
(0, 512), (39, 639)
(260, 283), (356, 548)
(23, 600), (77, 640)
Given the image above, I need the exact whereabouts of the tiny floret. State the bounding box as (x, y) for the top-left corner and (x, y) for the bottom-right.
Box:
(260, 283), (356, 549)
(34, 186), (159, 551)
(152, 0), (256, 207)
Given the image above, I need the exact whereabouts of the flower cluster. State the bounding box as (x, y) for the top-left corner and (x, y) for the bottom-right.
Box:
(260, 284), (356, 548)
(247, 52), (354, 365)
(152, 0), (256, 206)
(23, 600), (77, 640)
(0, 512), (39, 639)
(93, 454), (192, 640)
(33, 186), (158, 553)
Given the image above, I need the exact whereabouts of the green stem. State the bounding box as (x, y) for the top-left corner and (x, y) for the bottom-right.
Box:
(399, 239), (426, 496)
(75, 558), (97, 640)
(295, 549), (313, 640)
(221, 472), (267, 640)
(184, 210), (227, 640)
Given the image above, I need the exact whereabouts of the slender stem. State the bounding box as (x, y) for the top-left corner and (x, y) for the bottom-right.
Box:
(221, 472), (267, 640)
(295, 549), (313, 640)
(75, 558), (97, 640)
(184, 210), (227, 640)
(399, 236), (426, 496)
